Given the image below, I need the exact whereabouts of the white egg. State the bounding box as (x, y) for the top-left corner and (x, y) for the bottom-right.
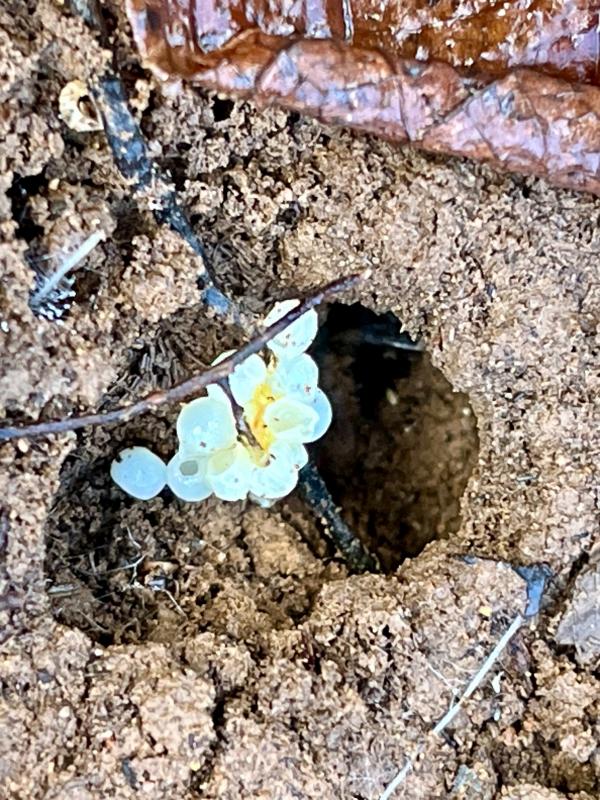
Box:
(302, 389), (333, 443)
(166, 451), (212, 502)
(111, 447), (167, 500)
(263, 396), (319, 442)
(177, 395), (237, 452)
(207, 442), (254, 502)
(263, 299), (319, 360)
(249, 441), (303, 501)
(228, 353), (268, 405)
(269, 353), (319, 400)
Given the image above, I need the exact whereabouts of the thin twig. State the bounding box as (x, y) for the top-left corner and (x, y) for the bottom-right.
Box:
(379, 612), (526, 800)
(0, 273), (364, 442)
(158, 587), (186, 616)
(30, 229), (106, 311)
(89, 75), (236, 321)
(216, 378), (262, 449)
(298, 461), (379, 573)
(432, 613), (524, 735)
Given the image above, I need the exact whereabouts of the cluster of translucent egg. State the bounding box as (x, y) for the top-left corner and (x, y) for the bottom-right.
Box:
(110, 300), (332, 505)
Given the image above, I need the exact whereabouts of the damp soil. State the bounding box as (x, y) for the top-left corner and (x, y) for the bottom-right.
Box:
(0, 2), (598, 799)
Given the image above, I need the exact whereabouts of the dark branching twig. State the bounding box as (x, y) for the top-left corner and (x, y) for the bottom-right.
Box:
(298, 462), (379, 572)
(90, 76), (236, 322)
(0, 274), (363, 442)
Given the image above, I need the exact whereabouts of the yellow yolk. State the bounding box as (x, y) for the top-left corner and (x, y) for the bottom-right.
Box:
(246, 382), (278, 453)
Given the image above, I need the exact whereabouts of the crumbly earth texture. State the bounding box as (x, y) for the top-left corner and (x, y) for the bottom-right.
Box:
(0, 1), (598, 799)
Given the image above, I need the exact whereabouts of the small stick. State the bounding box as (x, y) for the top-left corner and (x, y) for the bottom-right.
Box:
(216, 378), (262, 450)
(0, 273), (364, 443)
(298, 461), (379, 573)
(30, 229), (106, 311)
(89, 75), (236, 321)
(379, 612), (526, 800)
(67, 0), (235, 320)
(431, 613), (524, 736)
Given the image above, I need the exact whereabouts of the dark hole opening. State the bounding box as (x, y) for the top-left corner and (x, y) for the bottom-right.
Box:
(212, 97), (235, 122)
(311, 303), (479, 571)
(8, 171), (47, 243)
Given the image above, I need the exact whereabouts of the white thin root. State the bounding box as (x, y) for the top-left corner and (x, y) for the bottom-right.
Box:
(379, 612), (525, 800)
(30, 229), (106, 311)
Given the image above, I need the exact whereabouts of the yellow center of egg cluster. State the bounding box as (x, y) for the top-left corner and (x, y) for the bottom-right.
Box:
(246, 381), (279, 454)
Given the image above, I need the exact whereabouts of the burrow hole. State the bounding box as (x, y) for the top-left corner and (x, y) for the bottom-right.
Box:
(44, 303), (478, 643)
(311, 304), (479, 571)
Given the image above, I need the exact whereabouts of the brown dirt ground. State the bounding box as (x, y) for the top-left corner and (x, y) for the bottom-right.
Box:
(0, 1), (598, 798)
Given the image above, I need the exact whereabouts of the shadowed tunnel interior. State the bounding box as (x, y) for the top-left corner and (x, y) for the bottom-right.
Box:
(312, 303), (479, 571)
